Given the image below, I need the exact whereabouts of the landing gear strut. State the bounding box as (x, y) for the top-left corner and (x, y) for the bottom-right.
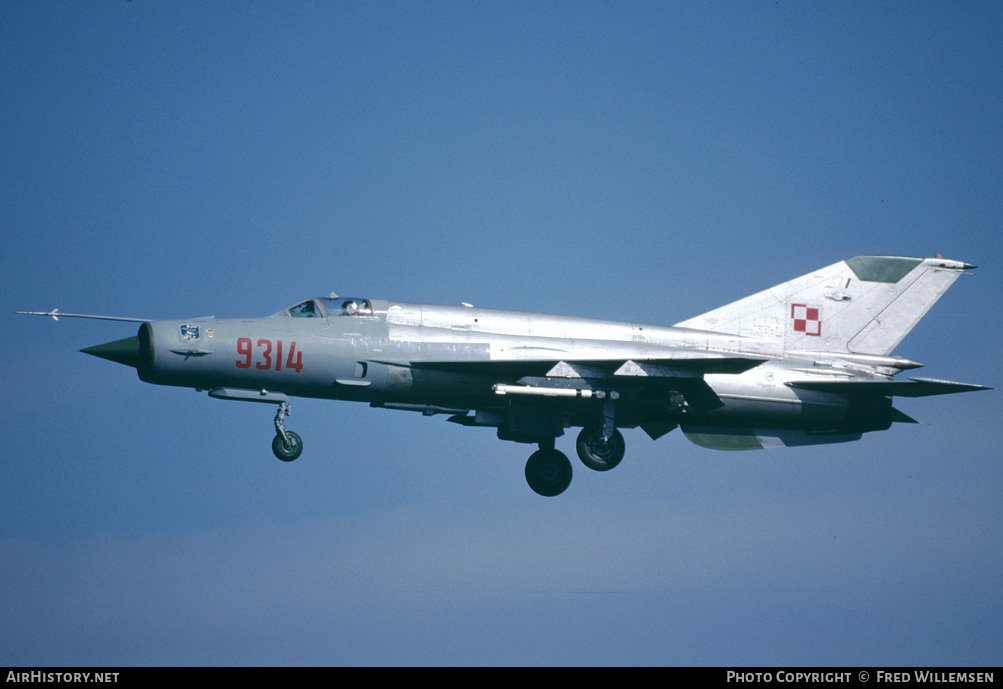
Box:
(524, 441), (573, 497)
(271, 401), (303, 462)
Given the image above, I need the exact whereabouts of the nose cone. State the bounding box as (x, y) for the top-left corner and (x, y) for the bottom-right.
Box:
(81, 336), (142, 369)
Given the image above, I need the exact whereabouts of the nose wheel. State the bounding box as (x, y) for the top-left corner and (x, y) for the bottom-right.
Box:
(272, 431), (303, 462)
(271, 401), (303, 462)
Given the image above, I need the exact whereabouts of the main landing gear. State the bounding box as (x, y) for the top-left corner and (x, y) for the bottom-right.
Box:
(271, 401), (303, 462)
(523, 425), (627, 497)
(576, 424), (625, 472)
(524, 441), (573, 497)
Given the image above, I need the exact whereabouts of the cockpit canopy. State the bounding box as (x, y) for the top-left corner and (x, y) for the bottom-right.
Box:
(286, 298), (374, 318)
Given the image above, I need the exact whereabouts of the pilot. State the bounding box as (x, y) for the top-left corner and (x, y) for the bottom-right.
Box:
(342, 300), (358, 316)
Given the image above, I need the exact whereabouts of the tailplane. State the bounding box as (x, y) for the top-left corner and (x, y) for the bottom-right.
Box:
(674, 256), (976, 355)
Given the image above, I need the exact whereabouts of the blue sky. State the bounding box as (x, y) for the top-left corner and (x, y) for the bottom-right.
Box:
(2, 1), (1001, 666)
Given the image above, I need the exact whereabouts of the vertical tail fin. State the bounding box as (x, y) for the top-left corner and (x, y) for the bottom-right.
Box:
(674, 256), (976, 355)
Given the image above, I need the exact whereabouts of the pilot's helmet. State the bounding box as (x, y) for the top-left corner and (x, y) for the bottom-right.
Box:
(342, 300), (358, 315)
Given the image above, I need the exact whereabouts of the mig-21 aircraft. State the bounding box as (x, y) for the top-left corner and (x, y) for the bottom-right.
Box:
(19, 255), (990, 496)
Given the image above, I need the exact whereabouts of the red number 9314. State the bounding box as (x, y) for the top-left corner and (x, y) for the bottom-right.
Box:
(235, 337), (303, 373)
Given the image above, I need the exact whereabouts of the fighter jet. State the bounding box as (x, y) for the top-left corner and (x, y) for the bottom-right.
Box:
(19, 255), (989, 496)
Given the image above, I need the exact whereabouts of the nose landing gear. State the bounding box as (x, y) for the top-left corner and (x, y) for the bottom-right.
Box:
(272, 401), (303, 462)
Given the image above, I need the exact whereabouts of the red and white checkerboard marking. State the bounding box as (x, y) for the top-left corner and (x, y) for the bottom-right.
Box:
(791, 304), (821, 336)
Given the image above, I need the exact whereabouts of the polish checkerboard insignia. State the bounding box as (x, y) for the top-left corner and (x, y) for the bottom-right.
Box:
(790, 304), (821, 337)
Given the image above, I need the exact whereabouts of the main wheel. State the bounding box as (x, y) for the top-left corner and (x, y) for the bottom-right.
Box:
(525, 449), (573, 497)
(576, 426), (625, 471)
(272, 431), (303, 462)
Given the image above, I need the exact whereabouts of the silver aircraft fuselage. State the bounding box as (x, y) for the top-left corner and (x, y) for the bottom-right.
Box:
(21, 255), (989, 495)
(135, 300), (876, 437)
